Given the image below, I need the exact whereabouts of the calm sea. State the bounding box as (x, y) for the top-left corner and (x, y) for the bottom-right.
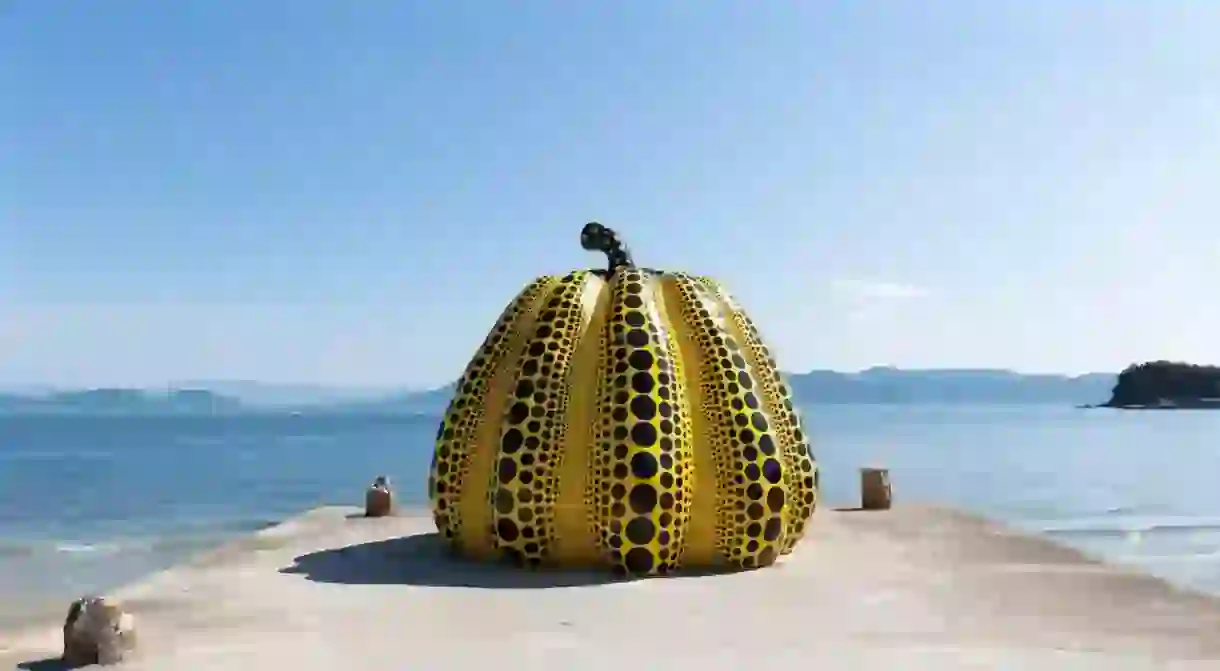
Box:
(3, 404), (1220, 621)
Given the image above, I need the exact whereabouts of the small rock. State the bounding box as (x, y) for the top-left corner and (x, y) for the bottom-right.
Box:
(62, 596), (137, 667)
(365, 475), (393, 518)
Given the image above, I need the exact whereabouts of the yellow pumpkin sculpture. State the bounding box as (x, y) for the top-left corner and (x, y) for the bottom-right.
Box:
(427, 223), (818, 576)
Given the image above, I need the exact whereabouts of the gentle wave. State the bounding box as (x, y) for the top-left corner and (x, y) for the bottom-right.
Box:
(0, 540), (123, 558)
(55, 542), (122, 555)
(1118, 549), (1220, 563)
(1033, 515), (1220, 536)
(0, 517), (279, 560)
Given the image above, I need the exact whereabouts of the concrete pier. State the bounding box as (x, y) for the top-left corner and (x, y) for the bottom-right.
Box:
(3, 505), (1219, 670)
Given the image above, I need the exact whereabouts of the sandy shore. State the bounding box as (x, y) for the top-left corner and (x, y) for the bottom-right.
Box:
(3, 505), (1220, 670)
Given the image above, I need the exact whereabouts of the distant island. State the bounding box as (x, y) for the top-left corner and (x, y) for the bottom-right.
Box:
(0, 368), (1115, 416)
(1099, 361), (1220, 410)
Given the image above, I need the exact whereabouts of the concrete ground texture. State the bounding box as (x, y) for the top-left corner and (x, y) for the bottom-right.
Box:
(3, 505), (1220, 670)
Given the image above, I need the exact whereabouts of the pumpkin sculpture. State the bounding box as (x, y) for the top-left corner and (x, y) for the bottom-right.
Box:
(427, 223), (818, 577)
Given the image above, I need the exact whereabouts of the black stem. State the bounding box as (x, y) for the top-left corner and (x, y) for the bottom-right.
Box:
(580, 222), (635, 275)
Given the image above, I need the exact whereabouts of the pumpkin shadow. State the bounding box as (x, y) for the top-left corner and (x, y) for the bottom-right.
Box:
(16, 658), (69, 670)
(279, 533), (625, 589)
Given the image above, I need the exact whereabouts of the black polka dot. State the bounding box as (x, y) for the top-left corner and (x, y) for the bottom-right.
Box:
(508, 402), (529, 424)
(626, 329), (649, 347)
(627, 349), (654, 371)
(763, 459), (782, 484)
(630, 422), (657, 447)
(767, 486), (786, 513)
(764, 517), (783, 541)
(630, 395), (657, 420)
(501, 428), (524, 453)
(631, 372), (655, 394)
(496, 518), (520, 542)
(625, 517), (656, 545)
(495, 488), (514, 514)
(624, 547), (654, 573)
(630, 452), (658, 479)
(624, 311), (646, 328)
(629, 484), (658, 514)
(751, 413), (769, 432)
(497, 458), (517, 484)
(758, 434), (776, 456)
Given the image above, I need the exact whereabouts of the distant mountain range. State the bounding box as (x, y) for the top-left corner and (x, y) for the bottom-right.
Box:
(0, 388), (244, 415)
(789, 367), (1113, 406)
(0, 368), (1115, 416)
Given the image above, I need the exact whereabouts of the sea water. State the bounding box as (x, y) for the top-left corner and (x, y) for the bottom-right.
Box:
(2, 405), (1220, 622)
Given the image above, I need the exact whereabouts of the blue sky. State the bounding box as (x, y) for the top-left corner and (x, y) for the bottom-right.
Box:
(3, 1), (1220, 388)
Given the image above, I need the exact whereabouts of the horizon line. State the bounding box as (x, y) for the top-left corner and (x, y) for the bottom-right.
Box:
(0, 366), (1121, 393)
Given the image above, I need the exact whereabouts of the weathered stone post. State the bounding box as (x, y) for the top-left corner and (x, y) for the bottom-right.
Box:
(860, 467), (892, 510)
(365, 475), (393, 517)
(62, 595), (137, 667)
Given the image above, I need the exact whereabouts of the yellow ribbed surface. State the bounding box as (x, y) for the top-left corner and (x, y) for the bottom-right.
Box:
(429, 268), (819, 576)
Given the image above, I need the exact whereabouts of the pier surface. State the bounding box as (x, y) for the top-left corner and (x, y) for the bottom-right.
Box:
(4, 505), (1220, 670)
